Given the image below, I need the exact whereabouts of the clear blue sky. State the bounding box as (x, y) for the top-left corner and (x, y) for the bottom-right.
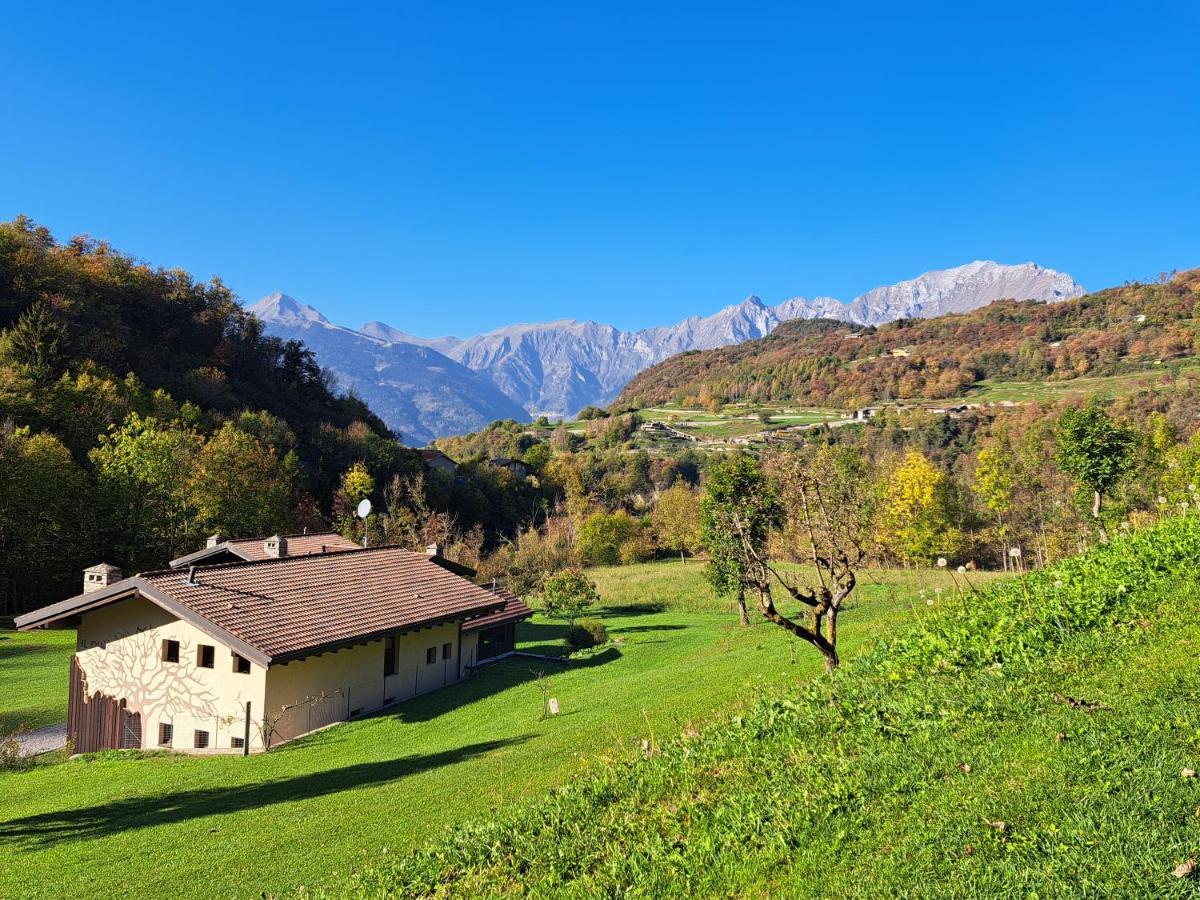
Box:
(3, 2), (1197, 337)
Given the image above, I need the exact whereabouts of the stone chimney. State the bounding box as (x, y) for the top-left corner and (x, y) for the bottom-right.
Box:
(83, 563), (122, 594)
(426, 542), (444, 559)
(264, 535), (288, 558)
(206, 533), (228, 548)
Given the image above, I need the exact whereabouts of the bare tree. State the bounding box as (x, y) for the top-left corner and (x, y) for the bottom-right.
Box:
(701, 449), (872, 673)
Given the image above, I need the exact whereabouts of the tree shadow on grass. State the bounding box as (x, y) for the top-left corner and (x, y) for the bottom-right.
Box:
(608, 624), (688, 635)
(0, 736), (531, 850)
(389, 649), (622, 724)
(598, 603), (667, 618)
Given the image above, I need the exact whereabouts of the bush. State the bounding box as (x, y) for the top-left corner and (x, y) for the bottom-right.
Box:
(538, 568), (600, 621)
(577, 510), (643, 566)
(564, 618), (607, 650)
(618, 533), (654, 565)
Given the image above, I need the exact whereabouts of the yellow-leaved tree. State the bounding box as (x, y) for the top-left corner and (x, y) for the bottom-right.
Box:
(876, 450), (962, 566)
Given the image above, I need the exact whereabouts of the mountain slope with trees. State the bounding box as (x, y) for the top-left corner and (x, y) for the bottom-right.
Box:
(0, 217), (428, 611)
(617, 269), (1200, 410)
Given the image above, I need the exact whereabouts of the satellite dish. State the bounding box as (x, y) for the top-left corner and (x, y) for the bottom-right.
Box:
(356, 498), (372, 519)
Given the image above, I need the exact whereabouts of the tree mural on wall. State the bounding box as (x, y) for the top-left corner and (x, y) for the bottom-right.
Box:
(75, 631), (228, 745)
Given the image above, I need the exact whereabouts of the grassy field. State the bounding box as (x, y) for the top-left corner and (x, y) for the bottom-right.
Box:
(0, 561), (978, 899)
(0, 628), (76, 734)
(321, 513), (1200, 898)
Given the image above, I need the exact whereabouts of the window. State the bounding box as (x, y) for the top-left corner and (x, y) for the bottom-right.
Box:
(230, 736), (245, 749)
(162, 639), (180, 663)
(232, 652), (251, 674)
(193, 730), (210, 749)
(442, 642), (453, 660)
(426, 646), (436, 665)
(197, 644), (215, 669)
(383, 637), (397, 677)
(158, 722), (173, 746)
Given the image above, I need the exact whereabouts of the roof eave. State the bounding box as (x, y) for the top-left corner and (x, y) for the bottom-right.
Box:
(15, 577), (273, 668)
(268, 598), (508, 666)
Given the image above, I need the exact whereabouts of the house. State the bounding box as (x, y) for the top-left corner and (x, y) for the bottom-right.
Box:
(421, 448), (459, 476)
(169, 531), (361, 568)
(488, 457), (528, 479)
(15, 543), (531, 755)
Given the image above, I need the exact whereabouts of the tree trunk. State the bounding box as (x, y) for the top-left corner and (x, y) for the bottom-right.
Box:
(1092, 490), (1109, 542)
(824, 610), (839, 672)
(737, 586), (750, 626)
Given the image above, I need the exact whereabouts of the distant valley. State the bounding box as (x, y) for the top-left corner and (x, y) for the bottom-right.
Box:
(250, 261), (1083, 443)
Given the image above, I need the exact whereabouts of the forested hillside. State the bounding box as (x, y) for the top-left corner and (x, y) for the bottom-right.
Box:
(617, 270), (1200, 410)
(0, 218), (528, 612)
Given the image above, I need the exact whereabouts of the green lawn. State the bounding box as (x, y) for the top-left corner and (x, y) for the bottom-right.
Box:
(0, 561), (976, 899)
(320, 513), (1200, 898)
(0, 628), (76, 734)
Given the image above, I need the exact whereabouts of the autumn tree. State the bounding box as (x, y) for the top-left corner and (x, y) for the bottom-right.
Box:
(189, 422), (295, 538)
(1055, 402), (1136, 541)
(650, 482), (702, 561)
(876, 450), (962, 566)
(972, 441), (1018, 569)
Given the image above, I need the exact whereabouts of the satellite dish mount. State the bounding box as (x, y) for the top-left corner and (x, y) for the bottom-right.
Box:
(356, 498), (372, 547)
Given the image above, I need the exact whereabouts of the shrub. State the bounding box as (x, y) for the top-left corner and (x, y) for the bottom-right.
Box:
(564, 618), (607, 650)
(538, 568), (600, 622)
(618, 533), (655, 565)
(577, 510), (643, 565)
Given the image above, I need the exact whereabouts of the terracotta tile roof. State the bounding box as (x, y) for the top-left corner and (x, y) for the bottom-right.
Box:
(135, 547), (508, 663)
(169, 531), (360, 568)
(460, 590), (534, 633)
(229, 532), (360, 561)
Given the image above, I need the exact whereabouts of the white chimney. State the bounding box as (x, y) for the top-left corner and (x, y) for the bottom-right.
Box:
(264, 535), (288, 558)
(206, 533), (228, 548)
(83, 563), (122, 594)
(426, 543), (444, 558)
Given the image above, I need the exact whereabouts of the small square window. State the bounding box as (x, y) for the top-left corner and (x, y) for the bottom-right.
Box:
(232, 653), (251, 674)
(197, 645), (215, 668)
(425, 646), (436, 665)
(158, 722), (173, 746)
(162, 639), (180, 663)
(194, 730), (210, 749)
(230, 736), (245, 749)
(442, 642), (452, 660)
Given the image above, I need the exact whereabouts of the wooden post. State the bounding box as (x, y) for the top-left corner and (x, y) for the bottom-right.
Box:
(243, 701), (251, 756)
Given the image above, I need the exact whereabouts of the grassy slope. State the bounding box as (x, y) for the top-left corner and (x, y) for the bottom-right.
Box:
(0, 628), (76, 733)
(0, 562), (962, 899)
(327, 514), (1200, 898)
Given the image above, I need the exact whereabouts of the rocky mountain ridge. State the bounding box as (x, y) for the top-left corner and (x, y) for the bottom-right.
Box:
(249, 261), (1083, 438)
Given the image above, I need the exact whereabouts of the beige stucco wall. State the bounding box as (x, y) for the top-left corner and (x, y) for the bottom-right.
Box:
(262, 621), (464, 745)
(76, 596), (267, 752)
(459, 631), (479, 675)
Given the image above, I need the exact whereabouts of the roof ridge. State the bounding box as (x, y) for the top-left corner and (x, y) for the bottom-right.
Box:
(228, 529), (345, 542)
(142, 543), (425, 577)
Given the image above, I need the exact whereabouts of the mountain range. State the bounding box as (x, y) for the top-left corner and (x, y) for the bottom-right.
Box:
(249, 261), (1084, 443)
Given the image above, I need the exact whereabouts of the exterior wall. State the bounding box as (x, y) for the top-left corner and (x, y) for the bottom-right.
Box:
(459, 631), (479, 676)
(263, 621), (463, 745)
(75, 596), (267, 753)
